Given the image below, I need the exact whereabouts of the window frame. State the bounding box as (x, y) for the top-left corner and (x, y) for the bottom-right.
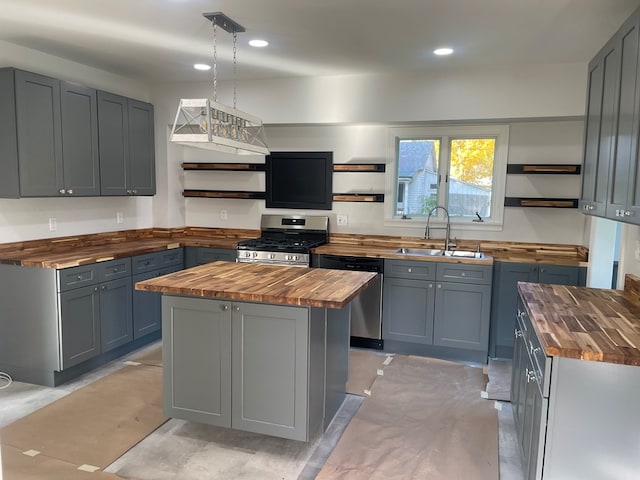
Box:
(384, 124), (509, 231)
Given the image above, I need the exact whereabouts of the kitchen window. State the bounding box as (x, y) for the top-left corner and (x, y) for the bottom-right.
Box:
(385, 125), (509, 229)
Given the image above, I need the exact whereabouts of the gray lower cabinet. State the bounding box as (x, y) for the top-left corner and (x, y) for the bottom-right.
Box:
(184, 246), (237, 267)
(382, 259), (492, 362)
(489, 262), (585, 358)
(99, 276), (133, 352)
(132, 248), (184, 339)
(98, 91), (155, 196)
(59, 284), (101, 368)
(163, 295), (328, 442)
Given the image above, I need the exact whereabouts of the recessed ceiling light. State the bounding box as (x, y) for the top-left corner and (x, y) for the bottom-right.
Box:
(249, 39), (269, 48)
(434, 47), (453, 56)
(194, 63), (211, 71)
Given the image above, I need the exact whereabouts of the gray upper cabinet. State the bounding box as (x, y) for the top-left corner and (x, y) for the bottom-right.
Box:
(0, 68), (154, 198)
(98, 91), (156, 196)
(581, 8), (640, 223)
(15, 70), (64, 197)
(60, 81), (100, 196)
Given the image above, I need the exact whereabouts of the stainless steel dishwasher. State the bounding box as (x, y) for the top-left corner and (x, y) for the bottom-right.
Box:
(315, 255), (383, 349)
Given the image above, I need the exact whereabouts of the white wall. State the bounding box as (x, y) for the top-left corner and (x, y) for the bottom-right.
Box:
(0, 42), (153, 242)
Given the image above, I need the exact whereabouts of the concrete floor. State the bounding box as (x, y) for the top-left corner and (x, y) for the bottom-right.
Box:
(0, 343), (523, 479)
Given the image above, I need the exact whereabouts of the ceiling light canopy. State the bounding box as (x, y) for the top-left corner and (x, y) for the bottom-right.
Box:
(434, 47), (453, 56)
(170, 12), (269, 155)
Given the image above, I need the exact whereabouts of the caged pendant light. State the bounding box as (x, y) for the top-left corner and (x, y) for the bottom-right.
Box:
(170, 12), (269, 155)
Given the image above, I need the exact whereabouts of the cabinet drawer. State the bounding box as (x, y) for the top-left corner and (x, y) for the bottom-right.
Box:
(436, 263), (492, 285)
(157, 248), (183, 268)
(384, 259), (436, 280)
(196, 247), (237, 265)
(57, 264), (99, 291)
(98, 257), (131, 282)
(132, 252), (160, 274)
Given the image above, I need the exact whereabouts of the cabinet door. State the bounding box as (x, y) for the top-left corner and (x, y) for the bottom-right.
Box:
(59, 284), (101, 369)
(162, 296), (232, 427)
(489, 262), (537, 357)
(0, 69), (20, 198)
(60, 82), (100, 196)
(99, 276), (133, 352)
(382, 276), (434, 344)
(127, 99), (156, 195)
(537, 265), (579, 286)
(133, 264), (182, 339)
(98, 91), (129, 196)
(231, 302), (309, 441)
(607, 15), (640, 220)
(580, 38), (621, 216)
(15, 70), (63, 197)
(433, 282), (491, 352)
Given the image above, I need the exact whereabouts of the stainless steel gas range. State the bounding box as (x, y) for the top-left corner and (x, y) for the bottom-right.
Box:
(236, 214), (329, 267)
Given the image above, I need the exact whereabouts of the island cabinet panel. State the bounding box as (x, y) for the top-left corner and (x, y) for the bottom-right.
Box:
(162, 296), (232, 427)
(232, 302), (310, 441)
(382, 259), (492, 363)
(512, 293), (640, 479)
(489, 262), (584, 359)
(162, 295), (326, 442)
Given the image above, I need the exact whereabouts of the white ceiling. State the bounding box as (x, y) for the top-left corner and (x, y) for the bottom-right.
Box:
(1, 0), (639, 83)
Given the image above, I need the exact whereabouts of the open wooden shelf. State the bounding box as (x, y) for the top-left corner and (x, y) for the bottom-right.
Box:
(506, 164), (581, 175)
(182, 190), (266, 200)
(504, 197), (578, 208)
(182, 163), (265, 171)
(333, 164), (386, 173)
(333, 193), (385, 202)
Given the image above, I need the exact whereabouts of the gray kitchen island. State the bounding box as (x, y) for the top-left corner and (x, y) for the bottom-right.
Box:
(135, 261), (377, 442)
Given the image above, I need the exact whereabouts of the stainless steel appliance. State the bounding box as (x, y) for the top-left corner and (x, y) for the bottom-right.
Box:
(315, 255), (384, 350)
(236, 214), (329, 267)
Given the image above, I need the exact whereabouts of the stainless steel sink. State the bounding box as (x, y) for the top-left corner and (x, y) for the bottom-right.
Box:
(394, 247), (444, 256)
(443, 250), (484, 259)
(394, 247), (484, 259)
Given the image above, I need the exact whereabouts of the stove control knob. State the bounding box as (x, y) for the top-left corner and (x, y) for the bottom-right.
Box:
(244, 251), (251, 258)
(285, 254), (292, 261)
(252, 252), (258, 258)
(292, 255), (299, 261)
(268, 253), (275, 259)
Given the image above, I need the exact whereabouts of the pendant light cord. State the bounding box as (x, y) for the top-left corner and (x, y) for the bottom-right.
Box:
(212, 16), (218, 103)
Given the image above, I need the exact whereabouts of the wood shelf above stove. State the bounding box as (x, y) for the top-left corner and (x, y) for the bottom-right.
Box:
(183, 190), (266, 200)
(182, 163), (266, 171)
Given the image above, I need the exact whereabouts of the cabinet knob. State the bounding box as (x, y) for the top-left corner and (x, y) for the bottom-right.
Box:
(625, 210), (633, 217)
(67, 189), (73, 195)
(437, 284), (442, 288)
(76, 275), (82, 280)
(101, 285), (106, 290)
(132, 189), (138, 194)
(461, 272), (466, 277)
(526, 368), (536, 383)
(233, 306), (240, 312)
(113, 268), (118, 272)
(407, 268), (412, 273)
(220, 305), (229, 311)
(94, 287), (98, 292)
(59, 189), (66, 195)
(428, 283), (433, 288)
(514, 328), (523, 338)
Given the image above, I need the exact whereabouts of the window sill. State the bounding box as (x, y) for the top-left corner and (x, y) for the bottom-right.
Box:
(383, 217), (504, 232)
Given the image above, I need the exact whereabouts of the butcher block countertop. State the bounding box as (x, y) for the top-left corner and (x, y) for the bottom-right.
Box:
(517, 275), (640, 365)
(0, 228), (587, 268)
(135, 261), (377, 309)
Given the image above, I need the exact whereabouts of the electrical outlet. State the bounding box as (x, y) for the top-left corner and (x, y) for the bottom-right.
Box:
(221, 209), (228, 220)
(48, 217), (57, 232)
(336, 215), (348, 226)
(116, 212), (124, 224)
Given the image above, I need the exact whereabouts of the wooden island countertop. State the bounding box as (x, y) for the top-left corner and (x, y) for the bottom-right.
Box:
(517, 275), (640, 365)
(135, 261), (377, 309)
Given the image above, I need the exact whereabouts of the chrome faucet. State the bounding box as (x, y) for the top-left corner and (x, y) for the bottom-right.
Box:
(425, 205), (455, 250)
